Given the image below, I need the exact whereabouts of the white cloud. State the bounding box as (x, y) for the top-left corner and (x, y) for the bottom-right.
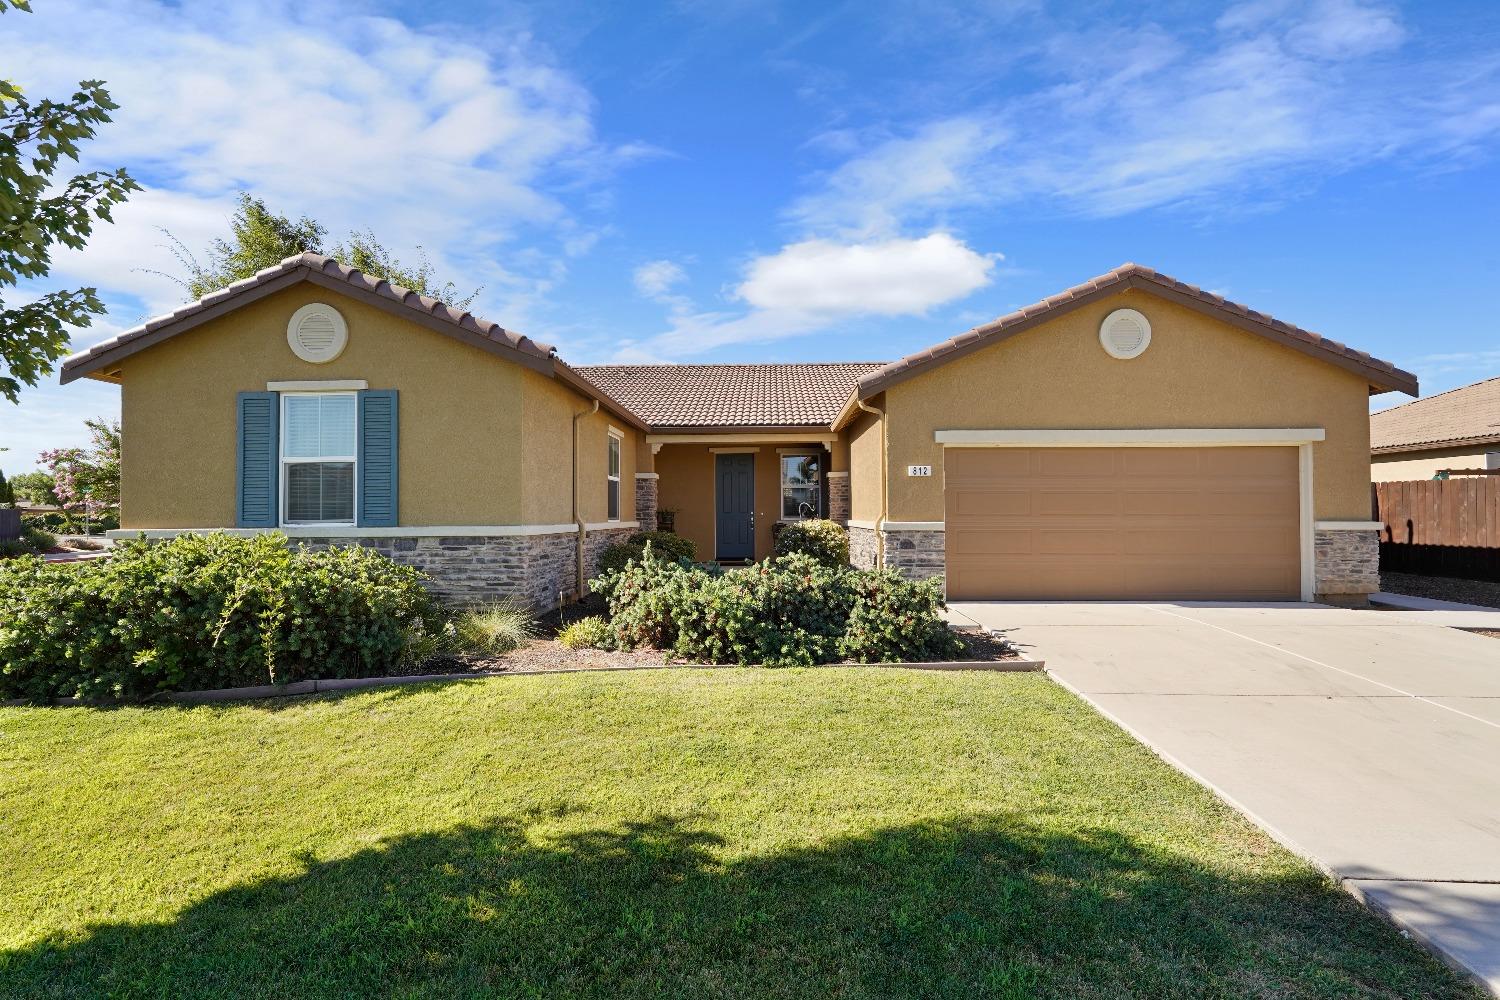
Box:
(633, 259), (688, 299)
(737, 234), (996, 315)
(787, 4), (1493, 230)
(2, 0), (623, 329)
(615, 233), (997, 360)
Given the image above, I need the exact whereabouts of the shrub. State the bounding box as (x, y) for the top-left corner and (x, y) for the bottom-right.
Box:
(597, 531), (697, 575)
(558, 616), (611, 650)
(452, 599), (536, 655)
(773, 519), (849, 568)
(840, 570), (965, 663)
(590, 550), (962, 667)
(0, 532), (444, 701)
(23, 526), (56, 551)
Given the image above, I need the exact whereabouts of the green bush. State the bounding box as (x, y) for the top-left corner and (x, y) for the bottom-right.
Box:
(840, 570), (965, 663)
(23, 526), (55, 551)
(558, 615), (611, 650)
(773, 519), (849, 568)
(597, 530), (697, 575)
(0, 532), (444, 701)
(452, 599), (536, 655)
(591, 551), (962, 666)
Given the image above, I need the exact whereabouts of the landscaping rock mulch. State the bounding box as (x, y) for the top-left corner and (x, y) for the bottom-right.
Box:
(1380, 571), (1500, 610)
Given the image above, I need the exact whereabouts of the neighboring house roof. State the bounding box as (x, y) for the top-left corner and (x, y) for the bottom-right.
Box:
(58, 253), (648, 430)
(851, 262), (1419, 404)
(576, 363), (884, 430)
(1371, 376), (1500, 454)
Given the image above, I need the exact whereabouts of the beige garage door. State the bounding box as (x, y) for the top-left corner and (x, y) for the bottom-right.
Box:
(945, 447), (1301, 601)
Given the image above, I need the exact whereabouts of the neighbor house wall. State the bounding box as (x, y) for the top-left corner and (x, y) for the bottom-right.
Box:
(881, 291), (1379, 523)
(1371, 446), (1499, 482)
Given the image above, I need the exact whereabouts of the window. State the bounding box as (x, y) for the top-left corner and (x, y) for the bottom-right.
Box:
(781, 453), (821, 520)
(607, 432), (622, 521)
(281, 393), (356, 525)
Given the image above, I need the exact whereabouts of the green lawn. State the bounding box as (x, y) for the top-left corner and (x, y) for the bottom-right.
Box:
(0, 670), (1476, 999)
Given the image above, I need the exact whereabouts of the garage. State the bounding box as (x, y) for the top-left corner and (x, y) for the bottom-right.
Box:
(944, 446), (1301, 601)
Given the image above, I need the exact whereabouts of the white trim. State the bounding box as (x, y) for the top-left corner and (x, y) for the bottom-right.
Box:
(846, 519), (878, 530)
(634, 472), (660, 480)
(825, 471), (850, 478)
(607, 425), (624, 439)
(108, 523), (637, 540)
(935, 428), (1327, 446)
(1315, 520), (1383, 531)
(606, 433), (622, 522)
(881, 521), (944, 531)
(267, 379), (367, 391)
(651, 433), (838, 446)
(1299, 443), (1315, 602)
(709, 446), (760, 454)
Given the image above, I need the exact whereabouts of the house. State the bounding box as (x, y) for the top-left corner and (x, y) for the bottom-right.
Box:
(61, 255), (1416, 605)
(1370, 376), (1500, 481)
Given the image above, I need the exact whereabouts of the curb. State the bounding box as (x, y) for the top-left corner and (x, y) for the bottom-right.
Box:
(2, 658), (1046, 708)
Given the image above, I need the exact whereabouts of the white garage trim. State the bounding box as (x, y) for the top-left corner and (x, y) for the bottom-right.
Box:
(882, 520), (944, 531)
(937, 431), (1320, 602)
(934, 428), (1325, 446)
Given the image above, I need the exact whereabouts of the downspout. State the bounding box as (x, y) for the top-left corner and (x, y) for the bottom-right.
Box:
(572, 400), (599, 598)
(855, 397), (887, 569)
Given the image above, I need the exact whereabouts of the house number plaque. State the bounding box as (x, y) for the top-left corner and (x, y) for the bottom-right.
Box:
(907, 465), (932, 477)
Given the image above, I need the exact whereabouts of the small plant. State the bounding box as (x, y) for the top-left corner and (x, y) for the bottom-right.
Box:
(558, 616), (611, 650)
(773, 519), (849, 568)
(23, 526), (56, 551)
(452, 599), (537, 656)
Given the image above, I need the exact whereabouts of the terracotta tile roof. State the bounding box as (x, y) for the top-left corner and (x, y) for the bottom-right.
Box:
(1371, 376), (1500, 453)
(60, 253), (555, 383)
(854, 262), (1418, 401)
(575, 363), (885, 428)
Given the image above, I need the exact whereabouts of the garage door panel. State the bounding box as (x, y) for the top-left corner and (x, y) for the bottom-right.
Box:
(945, 446), (1300, 601)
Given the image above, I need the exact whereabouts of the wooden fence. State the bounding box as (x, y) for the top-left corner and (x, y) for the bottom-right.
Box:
(1373, 478), (1500, 581)
(0, 507), (19, 541)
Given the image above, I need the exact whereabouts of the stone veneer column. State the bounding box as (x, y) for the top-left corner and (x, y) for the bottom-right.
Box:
(1314, 526), (1379, 604)
(827, 471), (850, 523)
(879, 527), (945, 581)
(846, 525), (879, 569)
(634, 473), (659, 532)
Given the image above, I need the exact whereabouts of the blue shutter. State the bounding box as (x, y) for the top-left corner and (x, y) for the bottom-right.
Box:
(236, 392), (278, 528)
(358, 389), (399, 527)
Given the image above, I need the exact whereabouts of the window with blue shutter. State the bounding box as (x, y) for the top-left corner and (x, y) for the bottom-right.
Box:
(357, 389), (399, 527)
(236, 392), (279, 528)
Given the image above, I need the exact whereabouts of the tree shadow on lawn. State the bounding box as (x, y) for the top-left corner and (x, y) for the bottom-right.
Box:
(1, 814), (1471, 1000)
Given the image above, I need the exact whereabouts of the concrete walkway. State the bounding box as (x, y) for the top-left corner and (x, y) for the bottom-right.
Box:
(948, 599), (1500, 993)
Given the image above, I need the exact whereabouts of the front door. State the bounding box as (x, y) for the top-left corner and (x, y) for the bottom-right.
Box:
(715, 453), (755, 560)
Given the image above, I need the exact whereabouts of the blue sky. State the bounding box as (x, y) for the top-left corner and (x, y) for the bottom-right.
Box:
(3, 0), (1499, 470)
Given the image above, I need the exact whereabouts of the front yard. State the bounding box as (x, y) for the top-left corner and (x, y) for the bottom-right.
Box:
(0, 670), (1475, 999)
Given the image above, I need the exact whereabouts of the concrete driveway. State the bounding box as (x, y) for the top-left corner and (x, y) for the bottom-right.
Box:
(948, 599), (1500, 993)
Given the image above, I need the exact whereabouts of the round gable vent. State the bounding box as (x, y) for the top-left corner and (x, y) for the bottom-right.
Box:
(287, 303), (348, 363)
(1099, 307), (1151, 360)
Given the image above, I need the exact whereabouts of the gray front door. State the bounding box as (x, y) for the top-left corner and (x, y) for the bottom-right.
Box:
(715, 453), (755, 560)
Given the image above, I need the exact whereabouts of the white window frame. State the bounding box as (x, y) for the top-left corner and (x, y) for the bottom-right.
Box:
(779, 450), (822, 522)
(606, 428), (623, 522)
(279, 391), (358, 528)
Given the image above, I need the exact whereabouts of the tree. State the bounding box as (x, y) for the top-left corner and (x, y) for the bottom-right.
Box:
(0, 466), (13, 506)
(165, 192), (327, 299)
(166, 194), (480, 309)
(8, 469), (57, 506)
(38, 416), (118, 531)
(0, 1), (140, 403)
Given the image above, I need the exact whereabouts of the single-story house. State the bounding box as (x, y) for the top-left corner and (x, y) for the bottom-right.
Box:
(1371, 376), (1500, 481)
(61, 255), (1416, 605)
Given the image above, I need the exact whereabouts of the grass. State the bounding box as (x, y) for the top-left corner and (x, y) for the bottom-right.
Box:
(0, 670), (1477, 999)
(451, 598), (538, 654)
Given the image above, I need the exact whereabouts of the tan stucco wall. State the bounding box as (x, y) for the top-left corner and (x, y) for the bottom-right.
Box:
(880, 291), (1379, 522)
(520, 373), (641, 524)
(1371, 445), (1499, 482)
(115, 281), (636, 528)
(847, 405), (883, 522)
(655, 442), (830, 560)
